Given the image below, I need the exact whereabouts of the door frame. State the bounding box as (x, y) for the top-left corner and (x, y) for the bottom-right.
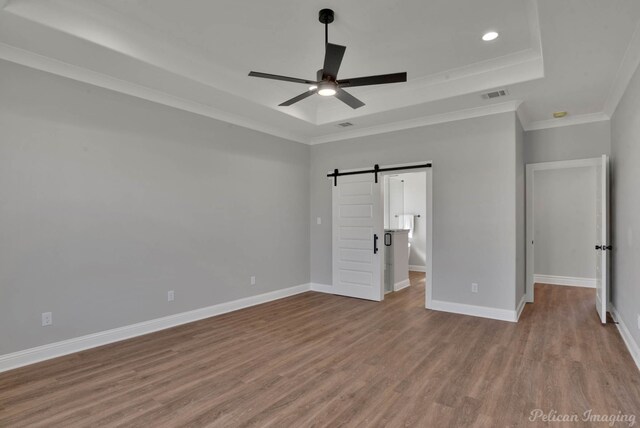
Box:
(525, 157), (602, 303)
(330, 161), (433, 308)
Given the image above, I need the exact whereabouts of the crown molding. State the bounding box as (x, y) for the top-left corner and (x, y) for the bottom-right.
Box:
(2, 0), (543, 128)
(603, 21), (640, 117)
(524, 112), (610, 132)
(315, 49), (543, 125)
(0, 43), (525, 147)
(306, 100), (522, 145)
(0, 42), (308, 144)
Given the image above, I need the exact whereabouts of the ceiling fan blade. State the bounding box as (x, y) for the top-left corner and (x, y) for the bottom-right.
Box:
(338, 72), (407, 88)
(249, 71), (315, 85)
(322, 43), (346, 80)
(335, 88), (365, 109)
(279, 90), (316, 106)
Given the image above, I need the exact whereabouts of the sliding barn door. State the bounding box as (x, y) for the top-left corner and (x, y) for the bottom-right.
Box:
(332, 174), (383, 301)
(595, 155), (610, 324)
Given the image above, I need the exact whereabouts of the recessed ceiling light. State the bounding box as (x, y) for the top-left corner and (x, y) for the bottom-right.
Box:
(482, 31), (499, 41)
(309, 85), (318, 91)
(553, 111), (568, 118)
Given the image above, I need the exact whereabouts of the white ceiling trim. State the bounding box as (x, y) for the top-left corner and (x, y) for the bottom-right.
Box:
(0, 42), (306, 143)
(316, 49), (543, 125)
(306, 100), (522, 145)
(2, 0), (542, 128)
(525, 0), (543, 58)
(603, 20), (640, 117)
(523, 112), (610, 132)
(0, 41), (526, 146)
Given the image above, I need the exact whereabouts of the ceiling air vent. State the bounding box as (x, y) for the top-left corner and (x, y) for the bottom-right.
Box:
(482, 89), (509, 100)
(337, 122), (354, 127)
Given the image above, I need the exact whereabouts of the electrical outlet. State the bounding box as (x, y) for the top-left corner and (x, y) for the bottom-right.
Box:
(168, 290), (175, 302)
(41, 312), (52, 326)
(317, 217), (322, 225)
(251, 276), (256, 286)
(471, 283), (478, 293)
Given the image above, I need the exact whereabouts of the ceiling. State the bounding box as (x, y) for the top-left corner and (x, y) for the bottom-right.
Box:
(0, 0), (639, 143)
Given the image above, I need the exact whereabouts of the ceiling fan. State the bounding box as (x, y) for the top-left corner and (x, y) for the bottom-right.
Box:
(248, 9), (407, 109)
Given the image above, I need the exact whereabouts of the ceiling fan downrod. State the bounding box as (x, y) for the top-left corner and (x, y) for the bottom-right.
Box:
(318, 8), (334, 47)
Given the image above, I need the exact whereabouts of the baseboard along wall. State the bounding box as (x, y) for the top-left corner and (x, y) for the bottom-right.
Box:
(533, 274), (596, 288)
(0, 283), (311, 373)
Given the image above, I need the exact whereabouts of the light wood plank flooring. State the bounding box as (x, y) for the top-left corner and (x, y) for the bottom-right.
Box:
(1, 273), (639, 427)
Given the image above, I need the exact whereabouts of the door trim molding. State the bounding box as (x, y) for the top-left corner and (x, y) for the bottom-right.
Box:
(525, 157), (602, 303)
(329, 162), (433, 307)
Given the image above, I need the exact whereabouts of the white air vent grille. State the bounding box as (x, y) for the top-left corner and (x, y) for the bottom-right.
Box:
(482, 89), (509, 99)
(337, 122), (354, 127)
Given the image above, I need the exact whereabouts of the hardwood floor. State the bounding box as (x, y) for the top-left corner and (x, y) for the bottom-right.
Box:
(1, 274), (639, 427)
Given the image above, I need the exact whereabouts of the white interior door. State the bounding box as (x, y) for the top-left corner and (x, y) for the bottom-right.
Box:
(332, 173), (383, 301)
(595, 155), (610, 324)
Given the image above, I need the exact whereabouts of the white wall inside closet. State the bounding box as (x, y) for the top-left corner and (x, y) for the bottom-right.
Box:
(533, 166), (597, 285)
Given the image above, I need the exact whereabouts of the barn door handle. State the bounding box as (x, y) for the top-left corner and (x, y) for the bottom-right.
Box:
(374, 234), (379, 254)
(595, 245), (602, 250)
(384, 233), (392, 246)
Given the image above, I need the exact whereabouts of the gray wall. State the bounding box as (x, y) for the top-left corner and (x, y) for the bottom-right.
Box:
(515, 117), (526, 306)
(524, 120), (611, 164)
(611, 60), (640, 347)
(311, 112), (518, 311)
(0, 60), (310, 355)
(533, 167), (597, 279)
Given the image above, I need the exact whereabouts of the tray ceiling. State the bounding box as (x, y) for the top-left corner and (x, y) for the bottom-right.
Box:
(0, 0), (639, 143)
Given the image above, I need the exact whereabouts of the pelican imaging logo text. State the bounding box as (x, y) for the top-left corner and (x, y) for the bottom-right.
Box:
(529, 409), (636, 426)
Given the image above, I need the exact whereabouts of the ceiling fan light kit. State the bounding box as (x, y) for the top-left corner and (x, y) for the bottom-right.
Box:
(248, 8), (407, 109)
(318, 81), (337, 96)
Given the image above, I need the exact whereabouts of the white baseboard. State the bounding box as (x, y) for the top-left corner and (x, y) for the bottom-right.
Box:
(516, 295), (527, 321)
(310, 283), (334, 294)
(610, 306), (640, 372)
(314, 283), (518, 322)
(394, 279), (411, 291)
(430, 299), (518, 322)
(0, 283), (311, 373)
(409, 265), (426, 273)
(534, 274), (596, 288)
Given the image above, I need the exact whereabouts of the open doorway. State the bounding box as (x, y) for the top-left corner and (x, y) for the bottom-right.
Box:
(329, 162), (433, 307)
(382, 171), (428, 300)
(525, 156), (610, 323)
